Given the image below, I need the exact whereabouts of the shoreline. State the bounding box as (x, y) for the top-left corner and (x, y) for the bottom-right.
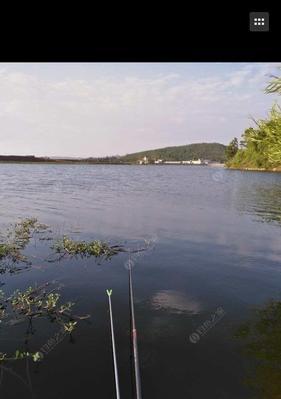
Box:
(227, 166), (281, 173)
(2, 162), (280, 173)
(0, 161), (223, 166)
(0, 161), (132, 165)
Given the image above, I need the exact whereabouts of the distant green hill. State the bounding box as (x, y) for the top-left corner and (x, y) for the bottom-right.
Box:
(120, 143), (226, 163)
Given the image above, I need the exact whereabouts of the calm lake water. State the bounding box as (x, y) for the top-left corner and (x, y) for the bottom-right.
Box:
(0, 164), (281, 398)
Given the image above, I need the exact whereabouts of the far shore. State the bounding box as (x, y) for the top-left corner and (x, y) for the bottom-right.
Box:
(0, 160), (225, 167)
(0, 160), (131, 165)
(2, 160), (281, 173)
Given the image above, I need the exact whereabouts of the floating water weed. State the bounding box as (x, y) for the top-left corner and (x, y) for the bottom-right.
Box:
(51, 235), (124, 261)
(0, 283), (89, 364)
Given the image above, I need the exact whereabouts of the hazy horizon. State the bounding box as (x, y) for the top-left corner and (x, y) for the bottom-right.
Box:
(0, 63), (280, 158)
(0, 141), (226, 159)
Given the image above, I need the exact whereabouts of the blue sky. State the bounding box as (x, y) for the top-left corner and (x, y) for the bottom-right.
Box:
(0, 63), (280, 157)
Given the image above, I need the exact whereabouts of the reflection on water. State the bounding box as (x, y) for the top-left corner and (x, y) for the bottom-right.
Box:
(236, 299), (281, 399)
(237, 179), (281, 226)
(0, 165), (281, 398)
(151, 290), (201, 314)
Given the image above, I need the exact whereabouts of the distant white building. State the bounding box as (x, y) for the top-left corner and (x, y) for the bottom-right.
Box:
(191, 159), (202, 165)
(153, 158), (207, 165)
(138, 156), (149, 165)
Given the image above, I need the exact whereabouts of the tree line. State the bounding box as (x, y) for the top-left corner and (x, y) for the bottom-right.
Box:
(121, 143), (227, 163)
(226, 68), (281, 170)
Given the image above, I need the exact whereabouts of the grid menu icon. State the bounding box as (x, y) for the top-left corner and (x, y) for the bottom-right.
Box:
(250, 12), (269, 32)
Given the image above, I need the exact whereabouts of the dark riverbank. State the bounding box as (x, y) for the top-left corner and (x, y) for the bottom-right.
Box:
(0, 155), (131, 165)
(0, 156), (223, 167)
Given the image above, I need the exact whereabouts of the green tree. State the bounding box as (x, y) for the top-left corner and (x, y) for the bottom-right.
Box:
(226, 137), (239, 160)
(227, 67), (281, 170)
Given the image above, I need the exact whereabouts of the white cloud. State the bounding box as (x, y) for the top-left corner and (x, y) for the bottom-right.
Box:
(0, 63), (279, 157)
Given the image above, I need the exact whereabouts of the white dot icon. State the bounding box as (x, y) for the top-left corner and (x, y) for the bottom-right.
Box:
(250, 13), (269, 31)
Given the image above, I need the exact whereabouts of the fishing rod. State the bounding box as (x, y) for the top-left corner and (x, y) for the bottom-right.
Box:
(106, 289), (121, 399)
(128, 255), (142, 399)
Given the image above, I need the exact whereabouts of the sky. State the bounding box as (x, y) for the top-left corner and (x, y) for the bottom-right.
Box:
(0, 63), (280, 157)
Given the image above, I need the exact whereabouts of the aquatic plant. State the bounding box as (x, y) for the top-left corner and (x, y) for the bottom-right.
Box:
(0, 350), (43, 363)
(0, 218), (125, 273)
(4, 284), (76, 325)
(0, 218), (49, 273)
(63, 321), (78, 333)
(0, 283), (89, 364)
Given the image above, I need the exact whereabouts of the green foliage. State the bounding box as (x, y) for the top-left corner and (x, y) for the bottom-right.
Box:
(0, 283), (88, 364)
(0, 350), (44, 363)
(0, 243), (16, 259)
(0, 218), (48, 267)
(227, 105), (281, 170)
(2, 284), (76, 325)
(0, 218), (123, 272)
(52, 235), (124, 260)
(63, 321), (77, 333)
(120, 143), (226, 163)
(225, 137), (239, 160)
(0, 218), (124, 367)
(266, 67), (281, 94)
(228, 69), (281, 170)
